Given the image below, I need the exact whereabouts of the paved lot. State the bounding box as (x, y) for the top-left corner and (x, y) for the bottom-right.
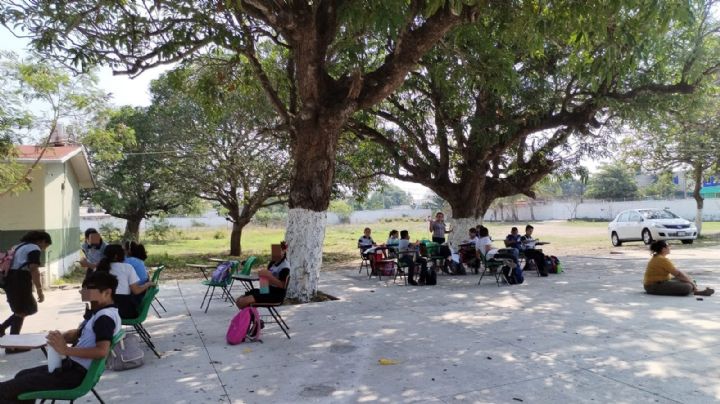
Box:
(2, 248), (720, 403)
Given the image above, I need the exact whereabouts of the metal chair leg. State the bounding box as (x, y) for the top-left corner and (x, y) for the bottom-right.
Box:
(155, 297), (167, 312)
(267, 307), (290, 339)
(91, 388), (105, 404)
(204, 287), (216, 313)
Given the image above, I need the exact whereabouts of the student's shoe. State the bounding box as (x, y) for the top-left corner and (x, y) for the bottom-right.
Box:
(408, 280), (418, 286)
(695, 288), (715, 296)
(5, 347), (31, 355)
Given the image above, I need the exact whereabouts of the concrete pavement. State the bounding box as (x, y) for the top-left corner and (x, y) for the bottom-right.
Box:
(1, 250), (720, 403)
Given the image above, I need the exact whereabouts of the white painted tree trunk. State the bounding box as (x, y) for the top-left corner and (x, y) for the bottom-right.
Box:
(696, 208), (703, 236)
(285, 208), (327, 302)
(448, 217), (480, 249)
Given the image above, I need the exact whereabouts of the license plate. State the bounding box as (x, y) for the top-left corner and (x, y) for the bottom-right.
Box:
(677, 232), (686, 236)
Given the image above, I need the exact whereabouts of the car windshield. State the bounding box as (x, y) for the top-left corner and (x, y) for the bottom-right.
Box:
(639, 209), (678, 220)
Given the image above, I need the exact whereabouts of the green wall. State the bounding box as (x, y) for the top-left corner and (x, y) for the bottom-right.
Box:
(0, 227), (81, 262)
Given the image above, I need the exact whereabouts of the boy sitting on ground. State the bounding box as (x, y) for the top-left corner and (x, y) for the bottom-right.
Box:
(0, 271), (121, 403)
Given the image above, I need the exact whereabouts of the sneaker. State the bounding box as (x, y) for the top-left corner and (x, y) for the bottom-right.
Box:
(695, 288), (715, 296)
(408, 280), (418, 286)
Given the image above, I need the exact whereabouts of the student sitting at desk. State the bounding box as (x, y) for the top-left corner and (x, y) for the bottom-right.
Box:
(0, 271), (121, 403)
(520, 224), (548, 276)
(236, 241), (291, 308)
(397, 230), (427, 286)
(357, 228), (376, 258)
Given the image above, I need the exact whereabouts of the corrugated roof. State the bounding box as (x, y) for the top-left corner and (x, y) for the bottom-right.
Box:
(12, 145), (95, 188)
(15, 145), (83, 162)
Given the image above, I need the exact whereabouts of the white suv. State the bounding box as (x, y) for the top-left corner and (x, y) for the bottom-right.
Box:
(608, 208), (697, 246)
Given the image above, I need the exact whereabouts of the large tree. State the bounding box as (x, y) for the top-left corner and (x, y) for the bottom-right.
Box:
(348, 0), (720, 246)
(0, 0), (479, 301)
(150, 63), (290, 256)
(83, 106), (199, 240)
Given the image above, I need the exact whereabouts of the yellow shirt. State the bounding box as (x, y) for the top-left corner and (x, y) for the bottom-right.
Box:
(643, 255), (675, 285)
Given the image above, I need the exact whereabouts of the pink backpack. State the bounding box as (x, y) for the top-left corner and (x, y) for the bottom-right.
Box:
(226, 307), (262, 345)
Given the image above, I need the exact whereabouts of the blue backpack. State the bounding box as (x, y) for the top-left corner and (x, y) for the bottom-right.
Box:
(211, 261), (233, 283)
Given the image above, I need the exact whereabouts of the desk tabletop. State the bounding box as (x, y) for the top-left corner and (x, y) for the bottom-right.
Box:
(188, 263), (216, 269)
(232, 274), (259, 281)
(0, 333), (47, 348)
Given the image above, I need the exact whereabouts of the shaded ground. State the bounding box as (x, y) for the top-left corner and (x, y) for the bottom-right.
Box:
(5, 245), (720, 403)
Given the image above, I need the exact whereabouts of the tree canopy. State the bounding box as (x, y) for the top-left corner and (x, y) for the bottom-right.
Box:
(585, 164), (639, 200)
(349, 0), (720, 231)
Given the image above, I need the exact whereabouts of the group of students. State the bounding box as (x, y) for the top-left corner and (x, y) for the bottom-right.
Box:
(0, 228), (155, 403)
(0, 227), (293, 403)
(358, 214), (554, 285)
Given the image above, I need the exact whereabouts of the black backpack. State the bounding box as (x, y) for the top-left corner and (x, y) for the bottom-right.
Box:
(419, 267), (437, 286)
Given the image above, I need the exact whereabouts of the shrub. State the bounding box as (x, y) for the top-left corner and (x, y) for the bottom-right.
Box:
(145, 218), (177, 243)
(99, 223), (122, 243)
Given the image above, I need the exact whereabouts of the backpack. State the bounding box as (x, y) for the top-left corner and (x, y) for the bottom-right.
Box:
(227, 307), (262, 345)
(106, 334), (145, 371)
(0, 244), (23, 289)
(550, 256), (562, 273)
(421, 267), (437, 286)
(545, 257), (557, 274)
(211, 261), (233, 283)
(502, 264), (524, 285)
(449, 261), (466, 275)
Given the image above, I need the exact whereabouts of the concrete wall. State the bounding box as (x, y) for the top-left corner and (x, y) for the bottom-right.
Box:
(486, 198), (720, 222)
(0, 162), (81, 283)
(42, 162), (81, 278)
(0, 166), (45, 233)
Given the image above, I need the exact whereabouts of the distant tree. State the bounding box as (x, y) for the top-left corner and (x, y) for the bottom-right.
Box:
(83, 106), (198, 241)
(622, 88), (720, 234)
(151, 64), (290, 256)
(329, 200), (353, 223)
(641, 171), (678, 199)
(585, 165), (639, 200)
(0, 53), (107, 195)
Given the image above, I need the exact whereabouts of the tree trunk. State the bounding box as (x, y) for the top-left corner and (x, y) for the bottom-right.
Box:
(448, 216), (480, 248)
(529, 202), (536, 221)
(285, 208), (327, 301)
(692, 163), (704, 236)
(229, 220), (248, 257)
(124, 217), (142, 241)
(285, 119), (342, 301)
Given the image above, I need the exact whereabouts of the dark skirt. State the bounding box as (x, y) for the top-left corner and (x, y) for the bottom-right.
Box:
(245, 287), (286, 304)
(4, 270), (37, 316)
(432, 237), (446, 244)
(114, 294), (140, 319)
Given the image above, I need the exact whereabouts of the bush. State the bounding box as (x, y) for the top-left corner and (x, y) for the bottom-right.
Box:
(99, 223), (122, 243)
(190, 219), (207, 227)
(145, 218), (177, 243)
(213, 231), (225, 239)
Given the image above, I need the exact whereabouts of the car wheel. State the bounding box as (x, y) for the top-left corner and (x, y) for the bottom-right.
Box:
(681, 239), (694, 245)
(642, 229), (653, 245)
(611, 232), (622, 247)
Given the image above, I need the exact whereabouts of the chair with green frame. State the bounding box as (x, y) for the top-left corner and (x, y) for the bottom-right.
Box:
(477, 252), (507, 287)
(251, 275), (291, 339)
(17, 330), (125, 404)
(200, 261), (239, 313)
(150, 265), (167, 317)
(122, 286), (161, 358)
(233, 256), (258, 292)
